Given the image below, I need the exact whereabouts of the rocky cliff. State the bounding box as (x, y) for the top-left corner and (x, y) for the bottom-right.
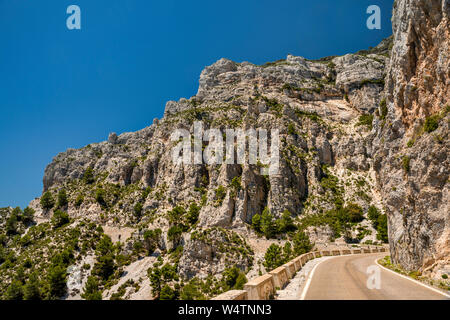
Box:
(15, 39), (392, 298)
(373, 0), (449, 278)
(1, 0), (448, 300)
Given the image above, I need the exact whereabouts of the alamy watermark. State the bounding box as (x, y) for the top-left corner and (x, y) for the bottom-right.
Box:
(66, 5), (81, 30)
(366, 5), (381, 30)
(366, 265), (381, 289)
(170, 121), (280, 175)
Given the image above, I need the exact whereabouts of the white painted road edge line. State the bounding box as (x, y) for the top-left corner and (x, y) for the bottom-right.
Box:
(299, 256), (331, 300)
(375, 258), (450, 298)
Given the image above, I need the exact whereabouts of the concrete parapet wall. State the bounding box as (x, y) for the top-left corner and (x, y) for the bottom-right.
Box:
(211, 290), (247, 300)
(293, 257), (302, 271)
(244, 274), (274, 300)
(269, 266), (289, 290)
(283, 261), (296, 278)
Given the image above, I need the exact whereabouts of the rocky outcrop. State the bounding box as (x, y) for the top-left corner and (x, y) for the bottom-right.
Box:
(34, 36), (392, 283)
(373, 0), (449, 278)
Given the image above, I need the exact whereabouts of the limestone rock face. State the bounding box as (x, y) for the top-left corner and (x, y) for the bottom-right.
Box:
(373, 0), (449, 277)
(35, 36), (391, 282)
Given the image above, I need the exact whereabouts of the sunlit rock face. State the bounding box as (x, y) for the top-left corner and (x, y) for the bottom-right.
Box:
(373, 0), (449, 278)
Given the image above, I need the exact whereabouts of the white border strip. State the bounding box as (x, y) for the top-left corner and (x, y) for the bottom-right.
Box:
(375, 258), (450, 298)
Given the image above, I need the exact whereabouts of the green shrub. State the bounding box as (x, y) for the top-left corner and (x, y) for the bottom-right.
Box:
(83, 167), (95, 184)
(95, 188), (107, 207)
(40, 191), (55, 210)
(263, 244), (284, 271)
(5, 280), (23, 300)
(230, 176), (242, 197)
(260, 207), (276, 239)
(379, 99), (387, 120)
(6, 212), (18, 235)
(167, 206), (186, 224)
(186, 203), (200, 226)
(47, 264), (67, 298)
(376, 214), (388, 243)
(51, 210), (70, 228)
(344, 203), (364, 223)
(57, 189), (68, 208)
(367, 205), (381, 229)
(277, 210), (296, 233)
(133, 202), (143, 218)
(251, 214), (261, 233)
(402, 156), (410, 173)
(22, 207), (35, 225)
(234, 273), (247, 290)
(81, 276), (102, 300)
(282, 242), (293, 262)
(292, 231), (313, 255)
(424, 115), (439, 133)
(168, 225), (183, 242)
(357, 114), (374, 130)
(180, 278), (206, 300)
(160, 285), (177, 300)
(143, 229), (162, 254)
(74, 194), (84, 207)
(442, 274), (448, 279)
(161, 264), (178, 282)
(214, 185), (227, 206)
(23, 273), (41, 300)
(148, 267), (162, 298)
(222, 266), (247, 290)
(93, 254), (115, 281)
(96, 235), (114, 256)
(287, 123), (296, 135)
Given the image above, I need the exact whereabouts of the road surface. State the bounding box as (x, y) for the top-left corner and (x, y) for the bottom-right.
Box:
(301, 253), (449, 300)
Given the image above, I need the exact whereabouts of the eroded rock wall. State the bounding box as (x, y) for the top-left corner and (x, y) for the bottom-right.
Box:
(374, 0), (449, 277)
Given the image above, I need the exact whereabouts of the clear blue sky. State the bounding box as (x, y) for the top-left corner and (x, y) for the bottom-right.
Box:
(0, 0), (393, 208)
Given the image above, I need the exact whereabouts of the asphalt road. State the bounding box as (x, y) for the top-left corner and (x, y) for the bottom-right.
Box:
(301, 253), (449, 300)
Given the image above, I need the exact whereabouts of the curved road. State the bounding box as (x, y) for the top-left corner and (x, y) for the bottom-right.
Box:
(301, 253), (449, 300)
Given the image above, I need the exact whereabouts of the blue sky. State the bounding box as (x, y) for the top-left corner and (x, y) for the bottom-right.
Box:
(0, 0), (393, 208)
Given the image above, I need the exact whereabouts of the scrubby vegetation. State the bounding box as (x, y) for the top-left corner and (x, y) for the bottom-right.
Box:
(147, 259), (247, 300)
(251, 208), (296, 239)
(263, 230), (312, 272)
(367, 206), (388, 243)
(0, 207), (109, 300)
(357, 114), (374, 130)
(379, 256), (450, 292)
(423, 115), (439, 133)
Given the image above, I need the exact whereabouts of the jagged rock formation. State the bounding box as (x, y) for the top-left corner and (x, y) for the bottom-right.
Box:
(2, 0), (448, 300)
(25, 39), (390, 289)
(373, 0), (449, 278)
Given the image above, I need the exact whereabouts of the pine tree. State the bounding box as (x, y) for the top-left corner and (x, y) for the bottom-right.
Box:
(57, 189), (68, 208)
(263, 244), (284, 271)
(40, 191), (55, 210)
(23, 273), (41, 300)
(81, 276), (102, 300)
(293, 231), (313, 255)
